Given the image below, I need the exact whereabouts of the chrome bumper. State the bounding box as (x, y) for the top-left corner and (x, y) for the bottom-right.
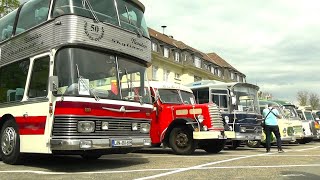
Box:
(294, 134), (304, 140)
(50, 137), (151, 151)
(193, 131), (227, 140)
(281, 136), (295, 142)
(225, 131), (261, 140)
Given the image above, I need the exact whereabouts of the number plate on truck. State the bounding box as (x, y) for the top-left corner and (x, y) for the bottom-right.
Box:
(111, 139), (133, 147)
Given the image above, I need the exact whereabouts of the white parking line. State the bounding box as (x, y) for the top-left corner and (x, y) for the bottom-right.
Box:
(134, 145), (320, 180)
(0, 164), (319, 175)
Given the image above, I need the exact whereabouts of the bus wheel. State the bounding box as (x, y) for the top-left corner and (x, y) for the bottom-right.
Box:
(0, 119), (23, 164)
(169, 126), (196, 155)
(81, 153), (102, 160)
(203, 140), (226, 154)
(246, 140), (261, 148)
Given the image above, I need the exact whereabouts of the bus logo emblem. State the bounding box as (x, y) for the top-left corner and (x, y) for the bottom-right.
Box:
(84, 21), (104, 41)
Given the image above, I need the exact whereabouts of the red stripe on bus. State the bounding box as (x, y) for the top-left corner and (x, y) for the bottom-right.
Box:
(15, 116), (46, 135)
(55, 101), (152, 120)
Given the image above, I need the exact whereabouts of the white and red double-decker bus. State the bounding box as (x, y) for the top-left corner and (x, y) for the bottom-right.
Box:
(0, 0), (152, 164)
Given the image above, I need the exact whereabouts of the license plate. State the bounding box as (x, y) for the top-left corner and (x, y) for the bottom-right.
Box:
(111, 139), (132, 147)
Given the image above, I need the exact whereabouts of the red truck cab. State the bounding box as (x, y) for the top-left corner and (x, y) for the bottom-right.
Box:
(149, 81), (226, 155)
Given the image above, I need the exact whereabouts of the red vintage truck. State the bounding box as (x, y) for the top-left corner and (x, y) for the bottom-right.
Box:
(148, 81), (226, 155)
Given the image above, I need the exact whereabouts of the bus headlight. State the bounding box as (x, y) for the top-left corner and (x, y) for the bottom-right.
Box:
(132, 123), (138, 131)
(78, 121), (95, 133)
(197, 115), (204, 123)
(283, 128), (287, 134)
(240, 127), (246, 132)
(140, 123), (150, 133)
(225, 116), (229, 124)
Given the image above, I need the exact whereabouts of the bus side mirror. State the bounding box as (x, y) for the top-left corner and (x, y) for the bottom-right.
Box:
(49, 76), (59, 92)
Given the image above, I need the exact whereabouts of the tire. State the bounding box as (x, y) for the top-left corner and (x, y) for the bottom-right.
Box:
(81, 153), (102, 160)
(246, 140), (261, 148)
(203, 140), (226, 154)
(0, 119), (23, 164)
(227, 140), (241, 150)
(296, 139), (306, 144)
(169, 126), (196, 155)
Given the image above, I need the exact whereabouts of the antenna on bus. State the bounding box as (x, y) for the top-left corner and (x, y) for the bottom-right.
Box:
(161, 25), (167, 35)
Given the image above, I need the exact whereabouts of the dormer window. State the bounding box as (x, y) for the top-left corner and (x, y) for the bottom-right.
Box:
(175, 52), (180, 62)
(152, 42), (158, 52)
(163, 47), (169, 58)
(194, 56), (201, 68)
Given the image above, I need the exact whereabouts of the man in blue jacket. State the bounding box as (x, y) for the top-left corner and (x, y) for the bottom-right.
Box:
(262, 103), (284, 153)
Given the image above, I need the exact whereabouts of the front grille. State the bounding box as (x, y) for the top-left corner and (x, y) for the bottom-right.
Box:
(208, 104), (224, 129)
(240, 125), (262, 133)
(293, 126), (303, 134)
(52, 116), (150, 138)
(287, 127), (294, 136)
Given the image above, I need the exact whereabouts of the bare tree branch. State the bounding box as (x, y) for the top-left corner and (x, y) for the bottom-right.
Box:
(309, 93), (320, 110)
(297, 91), (308, 106)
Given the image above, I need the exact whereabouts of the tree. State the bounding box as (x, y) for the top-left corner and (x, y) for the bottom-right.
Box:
(297, 91), (308, 106)
(0, 0), (20, 17)
(309, 93), (320, 110)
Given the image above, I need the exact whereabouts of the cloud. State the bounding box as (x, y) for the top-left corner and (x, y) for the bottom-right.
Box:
(140, 0), (320, 103)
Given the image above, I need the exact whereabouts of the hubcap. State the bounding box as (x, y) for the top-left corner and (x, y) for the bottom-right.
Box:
(247, 140), (258, 146)
(1, 127), (16, 155)
(176, 132), (189, 147)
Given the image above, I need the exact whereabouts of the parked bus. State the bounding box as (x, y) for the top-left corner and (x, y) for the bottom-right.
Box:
(186, 80), (262, 150)
(246, 100), (295, 148)
(297, 106), (318, 142)
(0, 0), (152, 164)
(148, 81), (226, 154)
(273, 100), (305, 142)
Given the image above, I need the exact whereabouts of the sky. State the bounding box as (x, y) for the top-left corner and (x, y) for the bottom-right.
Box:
(19, 0), (320, 103)
(139, 0), (320, 103)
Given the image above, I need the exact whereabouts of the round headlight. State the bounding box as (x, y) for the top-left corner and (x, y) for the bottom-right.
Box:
(197, 115), (204, 123)
(283, 128), (287, 133)
(225, 116), (230, 123)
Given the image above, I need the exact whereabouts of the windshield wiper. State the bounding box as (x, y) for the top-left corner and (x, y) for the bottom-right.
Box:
(124, 68), (143, 105)
(76, 64), (100, 101)
(82, 0), (100, 23)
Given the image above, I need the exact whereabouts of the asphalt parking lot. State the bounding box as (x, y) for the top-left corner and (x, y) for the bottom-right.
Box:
(1, 142), (320, 180)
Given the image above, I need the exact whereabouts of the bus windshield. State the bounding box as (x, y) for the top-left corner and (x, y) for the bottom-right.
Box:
(304, 111), (314, 121)
(53, 0), (149, 37)
(53, 47), (151, 104)
(180, 90), (195, 104)
(158, 89), (182, 104)
(234, 85), (259, 114)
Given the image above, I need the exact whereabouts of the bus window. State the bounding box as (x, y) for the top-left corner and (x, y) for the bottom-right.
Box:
(193, 88), (209, 104)
(28, 56), (50, 98)
(0, 9), (17, 42)
(53, 0), (119, 26)
(0, 59), (30, 103)
(16, 0), (50, 35)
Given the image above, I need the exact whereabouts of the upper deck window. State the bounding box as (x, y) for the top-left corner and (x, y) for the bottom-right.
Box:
(53, 0), (149, 37)
(16, 0), (50, 35)
(0, 9), (17, 42)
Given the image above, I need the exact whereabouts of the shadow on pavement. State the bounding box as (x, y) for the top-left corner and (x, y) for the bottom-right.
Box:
(16, 154), (149, 172)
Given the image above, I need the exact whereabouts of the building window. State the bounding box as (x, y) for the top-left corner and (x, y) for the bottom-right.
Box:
(218, 69), (222, 77)
(210, 66), (215, 74)
(175, 73), (181, 80)
(175, 52), (180, 62)
(164, 47), (169, 58)
(230, 72), (234, 79)
(152, 66), (158, 80)
(152, 42), (158, 52)
(163, 69), (170, 81)
(194, 75), (202, 82)
(194, 56), (201, 68)
(184, 54), (187, 61)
